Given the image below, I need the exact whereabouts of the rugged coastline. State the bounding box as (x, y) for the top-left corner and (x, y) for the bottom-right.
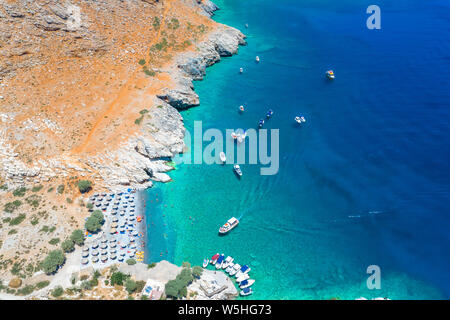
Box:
(0, 0), (244, 300)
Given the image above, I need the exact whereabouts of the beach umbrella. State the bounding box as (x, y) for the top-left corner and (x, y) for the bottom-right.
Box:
(100, 237), (108, 243)
(81, 258), (89, 265)
(82, 251), (89, 258)
(130, 244), (136, 249)
(92, 249), (99, 256)
(110, 238), (117, 243)
(112, 217), (119, 222)
(110, 243), (117, 248)
(110, 228), (117, 235)
(91, 242), (99, 249)
(109, 248), (117, 254)
(100, 243), (107, 250)
(101, 249), (107, 255)
(111, 222), (118, 228)
(110, 254), (117, 260)
(101, 256), (108, 262)
(118, 256), (124, 262)
(120, 251), (126, 256)
(82, 247), (89, 252)
(92, 256), (99, 263)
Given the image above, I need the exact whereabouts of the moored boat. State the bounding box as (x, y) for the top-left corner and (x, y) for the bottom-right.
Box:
(266, 109), (274, 118)
(233, 165), (242, 177)
(219, 152), (226, 163)
(240, 67), (244, 73)
(211, 253), (220, 265)
(240, 287), (253, 296)
(295, 116), (306, 124)
(255, 56), (260, 63)
(229, 264), (241, 276)
(219, 217), (239, 234)
(239, 279), (255, 289)
(225, 262), (235, 274)
(203, 259), (209, 268)
(235, 265), (251, 278)
(236, 273), (250, 283)
(239, 105), (244, 112)
(216, 254), (225, 269)
(222, 256), (234, 269)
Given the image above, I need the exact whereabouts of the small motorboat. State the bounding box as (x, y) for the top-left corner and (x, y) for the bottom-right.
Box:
(258, 119), (264, 128)
(239, 105), (245, 112)
(219, 217), (239, 234)
(295, 116), (306, 124)
(255, 56), (260, 63)
(222, 256), (234, 269)
(226, 262), (235, 273)
(216, 254), (225, 269)
(236, 273), (250, 283)
(231, 132), (238, 139)
(203, 259), (209, 268)
(326, 70), (335, 79)
(239, 67), (244, 73)
(219, 152), (226, 163)
(245, 23), (249, 28)
(233, 165), (242, 177)
(266, 109), (274, 118)
(211, 253), (220, 265)
(229, 264), (241, 276)
(235, 265), (251, 278)
(240, 287), (253, 296)
(239, 279), (255, 289)
(237, 134), (244, 144)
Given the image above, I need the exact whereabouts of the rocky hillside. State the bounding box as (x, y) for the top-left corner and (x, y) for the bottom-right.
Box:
(0, 0), (245, 192)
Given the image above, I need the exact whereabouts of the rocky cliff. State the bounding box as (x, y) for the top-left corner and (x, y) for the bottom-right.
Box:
(0, 0), (245, 192)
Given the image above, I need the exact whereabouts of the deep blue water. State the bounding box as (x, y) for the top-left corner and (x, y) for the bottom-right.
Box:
(144, 0), (450, 299)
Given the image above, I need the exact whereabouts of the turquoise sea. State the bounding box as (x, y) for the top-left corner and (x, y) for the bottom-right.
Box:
(144, 0), (450, 299)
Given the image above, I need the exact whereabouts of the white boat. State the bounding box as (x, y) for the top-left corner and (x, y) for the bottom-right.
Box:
(203, 259), (209, 268)
(240, 67), (244, 73)
(219, 217), (239, 234)
(239, 279), (255, 289)
(219, 152), (226, 163)
(245, 23), (249, 28)
(234, 165), (242, 177)
(326, 70), (335, 79)
(255, 56), (260, 62)
(216, 254), (225, 269)
(239, 105), (244, 112)
(295, 116), (306, 124)
(222, 256), (234, 269)
(240, 287), (253, 296)
(229, 264), (241, 276)
(236, 273), (250, 283)
(235, 265), (251, 278)
(231, 132), (238, 139)
(225, 262), (235, 273)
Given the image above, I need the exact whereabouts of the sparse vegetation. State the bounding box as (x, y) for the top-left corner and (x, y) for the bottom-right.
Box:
(77, 180), (92, 193)
(138, 59), (146, 65)
(126, 258), (136, 265)
(57, 184), (65, 194)
(110, 271), (125, 286)
(70, 229), (85, 246)
(13, 187), (27, 197)
(164, 266), (194, 299)
(9, 213), (26, 226)
(42, 250), (65, 275)
(51, 286), (64, 298)
(4, 200), (22, 213)
(31, 185), (43, 192)
(49, 238), (60, 245)
(85, 210), (104, 233)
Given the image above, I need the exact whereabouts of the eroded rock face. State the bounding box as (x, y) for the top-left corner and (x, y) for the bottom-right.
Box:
(0, 0), (245, 192)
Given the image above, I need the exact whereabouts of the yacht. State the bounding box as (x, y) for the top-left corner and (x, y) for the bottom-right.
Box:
(233, 165), (242, 177)
(240, 287), (253, 296)
(216, 254), (225, 269)
(229, 264), (241, 276)
(295, 116), (306, 124)
(219, 217), (239, 234)
(235, 265), (251, 278)
(239, 279), (255, 289)
(326, 70), (335, 79)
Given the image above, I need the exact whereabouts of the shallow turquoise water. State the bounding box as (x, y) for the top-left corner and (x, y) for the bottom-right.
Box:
(144, 0), (450, 299)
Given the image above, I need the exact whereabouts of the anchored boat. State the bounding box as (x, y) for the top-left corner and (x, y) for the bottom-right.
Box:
(229, 264), (241, 276)
(239, 279), (255, 289)
(219, 152), (226, 163)
(219, 217), (239, 234)
(211, 253), (220, 265)
(326, 70), (335, 79)
(203, 259), (209, 268)
(240, 287), (253, 296)
(236, 265), (251, 278)
(233, 165), (242, 177)
(258, 119), (264, 128)
(216, 254), (225, 269)
(266, 109), (274, 118)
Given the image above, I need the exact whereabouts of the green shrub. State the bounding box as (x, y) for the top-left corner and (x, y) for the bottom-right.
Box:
(110, 271), (125, 286)
(136, 280), (146, 292)
(57, 185), (65, 194)
(9, 213), (26, 226)
(152, 17), (160, 30)
(86, 202), (94, 209)
(164, 266), (194, 299)
(147, 262), (157, 269)
(70, 229), (85, 246)
(51, 286), (64, 298)
(192, 266), (203, 278)
(66, 198), (73, 204)
(49, 238), (60, 245)
(17, 285), (35, 296)
(77, 180), (92, 193)
(8, 229), (17, 235)
(126, 258), (136, 266)
(138, 59), (146, 65)
(36, 281), (50, 289)
(125, 279), (137, 294)
(13, 187), (27, 197)
(61, 239), (75, 253)
(42, 250), (65, 275)
(4, 200), (22, 213)
(31, 185), (43, 192)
